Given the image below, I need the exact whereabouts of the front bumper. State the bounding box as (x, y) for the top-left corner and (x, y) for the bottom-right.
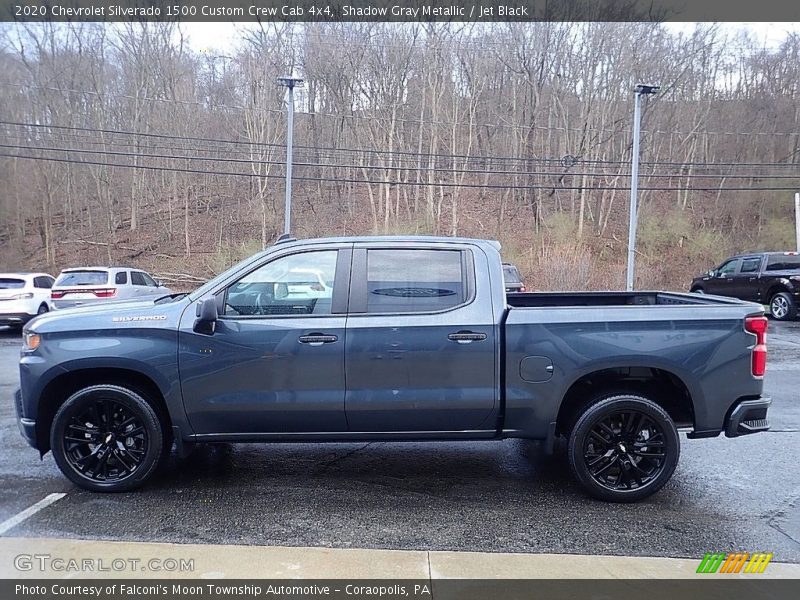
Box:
(724, 397), (771, 438)
(14, 388), (37, 449)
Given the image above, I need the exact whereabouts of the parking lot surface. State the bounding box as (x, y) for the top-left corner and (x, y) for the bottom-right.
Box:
(1, 322), (798, 561)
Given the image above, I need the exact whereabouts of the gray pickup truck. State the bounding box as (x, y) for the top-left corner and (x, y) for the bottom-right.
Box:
(15, 236), (771, 502)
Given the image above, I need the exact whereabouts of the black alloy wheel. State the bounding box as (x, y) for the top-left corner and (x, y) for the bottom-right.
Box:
(51, 385), (164, 492)
(568, 394), (680, 502)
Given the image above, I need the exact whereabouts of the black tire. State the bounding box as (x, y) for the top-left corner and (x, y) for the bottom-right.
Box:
(567, 394), (680, 502)
(769, 292), (796, 321)
(37, 304), (49, 315)
(51, 384), (164, 492)
(690, 287), (704, 294)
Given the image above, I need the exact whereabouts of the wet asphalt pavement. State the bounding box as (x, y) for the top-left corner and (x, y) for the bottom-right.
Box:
(0, 323), (798, 561)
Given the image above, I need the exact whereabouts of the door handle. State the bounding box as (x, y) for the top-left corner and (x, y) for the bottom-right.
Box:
(298, 333), (338, 346)
(448, 331), (487, 344)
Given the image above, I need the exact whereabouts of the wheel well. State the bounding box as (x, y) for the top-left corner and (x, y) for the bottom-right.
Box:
(766, 285), (789, 302)
(35, 368), (172, 455)
(555, 367), (694, 436)
(690, 286), (703, 292)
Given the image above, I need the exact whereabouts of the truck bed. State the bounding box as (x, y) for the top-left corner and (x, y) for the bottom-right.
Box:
(506, 291), (750, 308)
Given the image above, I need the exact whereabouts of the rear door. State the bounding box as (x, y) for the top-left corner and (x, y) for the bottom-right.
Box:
(344, 243), (497, 433)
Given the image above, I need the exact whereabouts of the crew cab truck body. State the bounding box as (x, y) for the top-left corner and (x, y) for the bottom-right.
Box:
(691, 251), (800, 321)
(16, 237), (771, 501)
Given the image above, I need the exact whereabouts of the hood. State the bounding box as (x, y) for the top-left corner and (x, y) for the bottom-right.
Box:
(26, 296), (188, 332)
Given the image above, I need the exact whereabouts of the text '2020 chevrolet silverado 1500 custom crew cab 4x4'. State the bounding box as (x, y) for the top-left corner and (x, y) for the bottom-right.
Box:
(16, 237), (771, 502)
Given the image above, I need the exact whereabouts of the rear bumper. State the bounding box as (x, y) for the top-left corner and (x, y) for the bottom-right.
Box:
(724, 397), (771, 438)
(14, 388), (37, 449)
(0, 312), (34, 326)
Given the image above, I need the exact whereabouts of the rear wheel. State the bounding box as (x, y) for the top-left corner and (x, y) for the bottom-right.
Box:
(50, 385), (164, 492)
(769, 292), (796, 321)
(567, 394), (680, 502)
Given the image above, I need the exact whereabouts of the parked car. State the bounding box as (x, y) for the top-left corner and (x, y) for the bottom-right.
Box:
(17, 236), (770, 502)
(0, 272), (55, 328)
(502, 262), (526, 293)
(51, 267), (171, 310)
(690, 251), (800, 321)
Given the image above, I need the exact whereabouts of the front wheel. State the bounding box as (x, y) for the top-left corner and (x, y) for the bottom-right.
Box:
(770, 292), (796, 321)
(567, 394), (680, 502)
(51, 385), (164, 492)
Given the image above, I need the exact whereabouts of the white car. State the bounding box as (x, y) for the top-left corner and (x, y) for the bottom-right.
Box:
(0, 272), (55, 329)
(51, 267), (172, 310)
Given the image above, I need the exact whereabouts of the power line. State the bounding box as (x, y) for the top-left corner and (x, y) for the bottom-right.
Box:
(2, 119), (800, 170)
(3, 142), (800, 181)
(2, 151), (798, 192)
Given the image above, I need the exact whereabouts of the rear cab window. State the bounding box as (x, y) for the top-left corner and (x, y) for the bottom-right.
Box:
(55, 271), (108, 286)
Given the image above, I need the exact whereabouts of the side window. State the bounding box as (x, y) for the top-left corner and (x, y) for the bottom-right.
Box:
(718, 260), (738, 276)
(740, 258), (761, 274)
(224, 250), (338, 316)
(44, 276), (54, 288)
(33, 277), (45, 289)
(131, 272), (146, 286)
(115, 271), (128, 285)
(141, 273), (158, 287)
(366, 249), (466, 314)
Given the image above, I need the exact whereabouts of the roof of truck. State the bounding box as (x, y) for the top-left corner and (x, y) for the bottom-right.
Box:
(275, 235), (501, 249)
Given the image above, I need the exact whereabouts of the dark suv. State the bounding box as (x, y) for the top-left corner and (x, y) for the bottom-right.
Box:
(690, 252), (800, 320)
(502, 263), (526, 293)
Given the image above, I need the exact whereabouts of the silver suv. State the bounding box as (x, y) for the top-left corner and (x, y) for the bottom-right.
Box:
(51, 267), (171, 310)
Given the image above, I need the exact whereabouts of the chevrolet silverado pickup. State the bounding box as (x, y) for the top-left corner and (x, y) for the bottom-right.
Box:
(690, 251), (800, 321)
(15, 236), (771, 502)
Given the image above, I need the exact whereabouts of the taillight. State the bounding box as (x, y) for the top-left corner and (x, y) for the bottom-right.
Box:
(93, 288), (117, 298)
(51, 290), (65, 299)
(745, 316), (768, 377)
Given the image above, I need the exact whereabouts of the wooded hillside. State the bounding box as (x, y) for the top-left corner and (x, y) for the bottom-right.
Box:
(0, 22), (798, 290)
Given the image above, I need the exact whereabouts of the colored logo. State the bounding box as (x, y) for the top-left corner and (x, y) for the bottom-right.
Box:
(697, 552), (773, 574)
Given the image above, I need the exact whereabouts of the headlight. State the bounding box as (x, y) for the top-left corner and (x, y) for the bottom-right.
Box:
(12, 293), (34, 300)
(22, 331), (41, 352)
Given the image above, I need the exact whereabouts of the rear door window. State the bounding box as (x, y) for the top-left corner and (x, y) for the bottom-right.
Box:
(365, 249), (466, 314)
(55, 271), (108, 286)
(739, 257), (762, 274)
(115, 271), (128, 285)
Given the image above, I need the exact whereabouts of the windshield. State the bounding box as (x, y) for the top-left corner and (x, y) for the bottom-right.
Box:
(0, 278), (25, 289)
(55, 270), (109, 286)
(189, 248), (271, 300)
(765, 255), (800, 271)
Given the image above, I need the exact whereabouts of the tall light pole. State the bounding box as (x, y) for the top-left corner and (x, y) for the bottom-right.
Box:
(277, 75), (304, 236)
(626, 84), (659, 291)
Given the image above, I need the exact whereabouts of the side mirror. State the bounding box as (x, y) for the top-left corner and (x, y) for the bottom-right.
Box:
(194, 297), (218, 334)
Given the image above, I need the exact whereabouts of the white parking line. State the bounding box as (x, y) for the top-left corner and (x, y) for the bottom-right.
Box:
(0, 493), (66, 535)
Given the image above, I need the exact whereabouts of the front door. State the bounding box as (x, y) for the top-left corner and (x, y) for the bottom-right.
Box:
(731, 256), (762, 302)
(179, 247), (351, 435)
(344, 246), (497, 433)
(706, 258), (739, 296)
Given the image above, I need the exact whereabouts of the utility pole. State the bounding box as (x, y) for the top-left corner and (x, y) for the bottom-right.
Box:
(795, 192), (800, 252)
(626, 84), (659, 291)
(277, 76), (304, 236)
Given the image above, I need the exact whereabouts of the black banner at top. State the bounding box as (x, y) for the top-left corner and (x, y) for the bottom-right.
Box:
(2, 0), (800, 23)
